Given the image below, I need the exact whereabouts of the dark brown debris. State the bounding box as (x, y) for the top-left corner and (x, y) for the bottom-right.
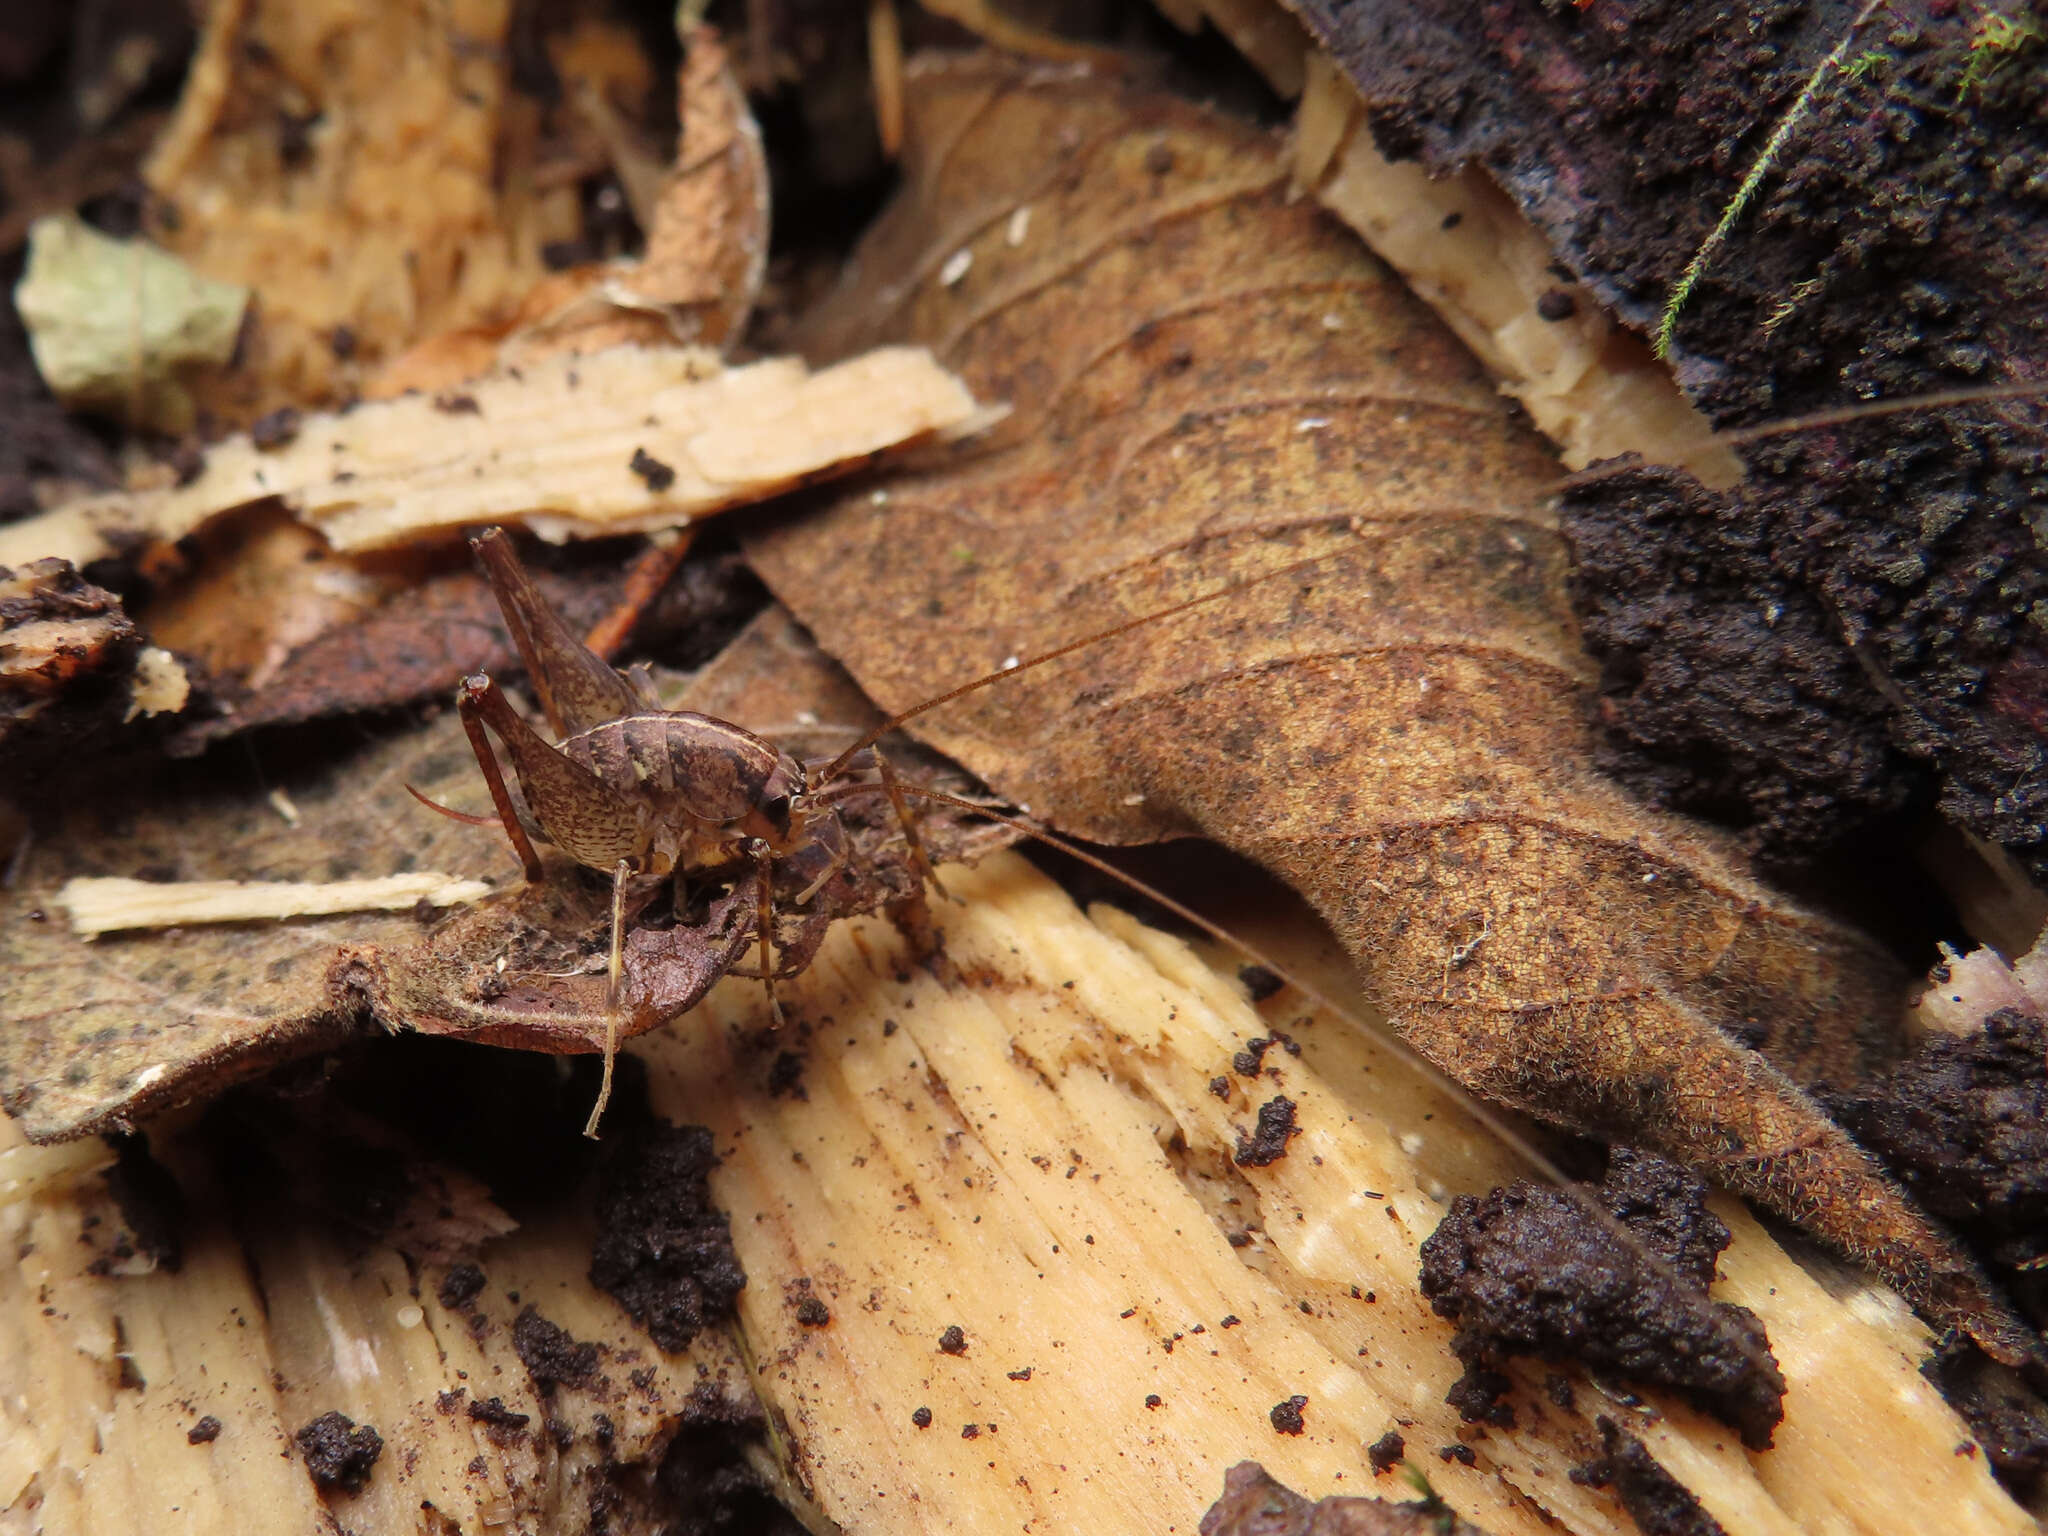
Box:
(437, 1262), (486, 1311)
(629, 446), (677, 492)
(1367, 1429), (1404, 1474)
(1269, 1394), (1308, 1435)
(1418, 1149), (1785, 1450)
(1198, 1461), (1491, 1536)
(1570, 1417), (1727, 1536)
(1827, 1009), (2048, 1278)
(589, 1121), (745, 1353)
(294, 1411), (382, 1495)
(1234, 1096), (1301, 1167)
(513, 1305), (600, 1392)
(186, 1415), (222, 1445)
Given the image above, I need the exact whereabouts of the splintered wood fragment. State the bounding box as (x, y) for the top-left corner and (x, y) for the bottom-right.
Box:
(630, 854), (2028, 1536)
(1294, 53), (1740, 486)
(58, 874), (493, 936)
(0, 343), (987, 567)
(0, 1112), (758, 1534)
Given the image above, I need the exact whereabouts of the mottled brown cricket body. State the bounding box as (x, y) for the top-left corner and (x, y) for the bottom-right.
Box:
(431, 528), (953, 1131)
(562, 711), (802, 869)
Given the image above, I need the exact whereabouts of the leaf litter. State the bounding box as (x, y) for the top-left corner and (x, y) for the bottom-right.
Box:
(0, 17), (2041, 1533)
(745, 55), (2036, 1366)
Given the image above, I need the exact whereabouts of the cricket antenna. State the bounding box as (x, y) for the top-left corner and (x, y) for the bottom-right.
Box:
(1553, 378), (2048, 492)
(817, 549), (1341, 783)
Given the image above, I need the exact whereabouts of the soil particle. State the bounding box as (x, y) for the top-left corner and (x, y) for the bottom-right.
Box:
(1443, 1365), (1514, 1428)
(1238, 965), (1284, 1001)
(294, 1411), (383, 1495)
(1418, 1147), (1785, 1449)
(1198, 1461), (1491, 1536)
(1269, 1394), (1308, 1435)
(1233, 1038), (1274, 1076)
(588, 1121), (745, 1353)
(186, 1415), (221, 1445)
(249, 407), (302, 450)
(938, 1324), (967, 1355)
(438, 1262), (486, 1311)
(102, 1132), (184, 1273)
(1438, 1443), (1476, 1466)
(1367, 1429), (1404, 1474)
(1233, 1096), (1300, 1167)
(466, 1396), (530, 1438)
(629, 447), (677, 493)
(1826, 1009), (2048, 1277)
(1571, 1418), (1727, 1536)
(795, 1296), (831, 1327)
(513, 1305), (600, 1392)
(912, 1406), (932, 1428)
(766, 1050), (806, 1099)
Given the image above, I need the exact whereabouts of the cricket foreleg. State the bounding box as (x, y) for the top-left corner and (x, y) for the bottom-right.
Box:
(582, 857), (633, 1139)
(754, 844), (786, 1027)
(873, 747), (949, 899)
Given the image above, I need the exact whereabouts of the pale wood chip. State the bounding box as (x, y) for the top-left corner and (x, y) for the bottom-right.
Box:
(1295, 53), (1740, 486)
(631, 853), (2029, 1536)
(59, 874), (494, 937)
(0, 343), (986, 567)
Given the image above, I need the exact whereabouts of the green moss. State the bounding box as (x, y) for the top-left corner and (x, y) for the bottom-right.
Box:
(1955, 4), (2043, 100)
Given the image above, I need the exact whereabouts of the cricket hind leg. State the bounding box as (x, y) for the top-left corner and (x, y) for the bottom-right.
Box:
(471, 527), (644, 737)
(459, 673), (647, 873)
(583, 857), (634, 1138)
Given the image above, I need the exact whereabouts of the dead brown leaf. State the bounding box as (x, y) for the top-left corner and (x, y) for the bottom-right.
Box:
(744, 57), (2032, 1362)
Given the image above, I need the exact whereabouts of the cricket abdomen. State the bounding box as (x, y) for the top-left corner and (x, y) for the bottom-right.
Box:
(568, 712), (800, 831)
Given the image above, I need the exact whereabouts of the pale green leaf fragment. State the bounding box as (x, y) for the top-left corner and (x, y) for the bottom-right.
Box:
(14, 213), (249, 434)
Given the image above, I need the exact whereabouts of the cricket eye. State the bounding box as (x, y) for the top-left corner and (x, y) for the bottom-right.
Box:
(762, 793), (794, 829)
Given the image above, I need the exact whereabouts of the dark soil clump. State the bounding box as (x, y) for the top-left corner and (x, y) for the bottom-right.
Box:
(1233, 1096), (1300, 1167)
(1563, 466), (1921, 865)
(1367, 1428), (1404, 1474)
(589, 1121), (744, 1352)
(1827, 1008), (2048, 1277)
(1571, 1417), (1727, 1536)
(294, 1411), (383, 1494)
(1269, 1394), (1307, 1435)
(513, 1306), (600, 1392)
(438, 1262), (486, 1311)
(1419, 1148), (1785, 1449)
